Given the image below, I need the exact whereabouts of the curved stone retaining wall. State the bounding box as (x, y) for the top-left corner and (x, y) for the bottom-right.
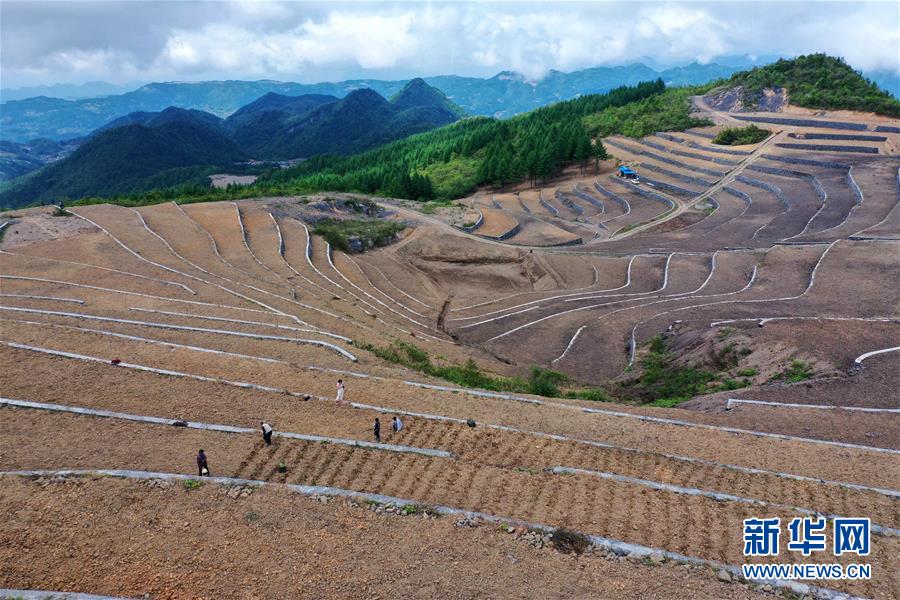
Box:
(734, 115), (868, 131)
(638, 176), (697, 198)
(682, 129), (716, 139)
(788, 132), (887, 142)
(656, 131), (750, 156)
(458, 210), (484, 233)
(721, 186), (752, 206)
(776, 142), (879, 154)
(763, 155), (849, 170)
(638, 163), (714, 187)
(610, 177), (676, 208)
(735, 175), (788, 209)
(479, 222), (521, 241)
(592, 182), (631, 213)
(571, 186), (605, 211)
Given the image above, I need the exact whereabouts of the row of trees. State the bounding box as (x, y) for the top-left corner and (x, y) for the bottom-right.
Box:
(57, 78), (666, 207)
(260, 78), (665, 200)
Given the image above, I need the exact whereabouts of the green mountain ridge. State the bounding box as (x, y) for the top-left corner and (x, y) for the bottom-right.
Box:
(723, 54), (900, 117)
(2, 54), (895, 209)
(0, 61), (786, 143)
(0, 81), (465, 206)
(0, 109), (246, 204)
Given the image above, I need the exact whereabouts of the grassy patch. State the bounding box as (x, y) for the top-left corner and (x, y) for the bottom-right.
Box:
(418, 199), (455, 214)
(712, 125), (771, 146)
(51, 206), (73, 217)
(771, 360), (814, 383)
(245, 511), (261, 523)
(182, 479), (202, 490)
(736, 367), (759, 378)
(312, 218), (405, 253)
(620, 335), (728, 407)
(357, 339), (606, 400)
(716, 327), (734, 341)
(564, 388), (611, 402)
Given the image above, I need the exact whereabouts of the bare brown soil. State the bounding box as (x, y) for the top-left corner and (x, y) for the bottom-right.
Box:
(1, 102), (897, 599)
(0, 476), (774, 600)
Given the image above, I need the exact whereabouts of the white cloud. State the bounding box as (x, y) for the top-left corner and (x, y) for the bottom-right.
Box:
(156, 11), (420, 75)
(1, 1), (898, 88)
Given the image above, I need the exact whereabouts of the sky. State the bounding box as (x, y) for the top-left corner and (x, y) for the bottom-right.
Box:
(2, 1), (899, 89)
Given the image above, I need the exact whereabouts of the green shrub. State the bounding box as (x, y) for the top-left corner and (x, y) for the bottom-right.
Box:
(622, 335), (719, 407)
(565, 388), (611, 402)
(312, 218), (405, 253)
(357, 340), (606, 400)
(712, 125), (771, 146)
(182, 479), (202, 490)
(583, 85), (714, 139)
(772, 360), (814, 383)
(736, 367), (759, 377)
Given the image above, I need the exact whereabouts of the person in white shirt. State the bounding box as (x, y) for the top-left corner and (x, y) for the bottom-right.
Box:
(260, 421), (274, 445)
(392, 416), (403, 433)
(335, 379), (345, 404)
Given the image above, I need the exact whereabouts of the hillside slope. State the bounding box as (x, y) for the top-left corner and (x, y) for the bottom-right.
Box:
(224, 93), (338, 155)
(710, 54), (900, 117)
(251, 79), (465, 160)
(0, 108), (245, 206)
(0, 61), (775, 142)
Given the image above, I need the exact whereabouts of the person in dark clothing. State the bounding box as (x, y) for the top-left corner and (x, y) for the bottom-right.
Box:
(261, 421), (274, 445)
(373, 418), (381, 442)
(197, 449), (209, 476)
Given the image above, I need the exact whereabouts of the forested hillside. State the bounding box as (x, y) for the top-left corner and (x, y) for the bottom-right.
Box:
(0, 109), (246, 205)
(26, 79), (668, 206)
(260, 79), (666, 199)
(726, 54), (900, 117)
(0, 82), (463, 207)
(0, 61), (762, 142)
(248, 79), (464, 160)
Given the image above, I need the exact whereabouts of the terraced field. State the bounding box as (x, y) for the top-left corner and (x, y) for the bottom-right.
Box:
(1, 100), (898, 600)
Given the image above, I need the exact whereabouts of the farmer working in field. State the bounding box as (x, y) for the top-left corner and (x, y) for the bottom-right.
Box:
(374, 418), (381, 442)
(197, 449), (209, 476)
(261, 422), (274, 445)
(392, 416), (403, 433)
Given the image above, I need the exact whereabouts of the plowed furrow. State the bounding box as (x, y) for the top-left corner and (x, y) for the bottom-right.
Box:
(262, 443), (294, 480)
(311, 444), (352, 487)
(233, 441), (265, 478)
(248, 442), (282, 480)
(327, 446), (371, 489)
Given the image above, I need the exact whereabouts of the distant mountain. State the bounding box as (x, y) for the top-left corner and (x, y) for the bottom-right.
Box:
(0, 81), (462, 205)
(224, 93), (338, 156)
(1, 63), (765, 142)
(252, 80), (464, 159)
(5, 57), (896, 143)
(389, 77), (465, 118)
(0, 108), (245, 206)
(0, 138), (81, 182)
(0, 81), (141, 102)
